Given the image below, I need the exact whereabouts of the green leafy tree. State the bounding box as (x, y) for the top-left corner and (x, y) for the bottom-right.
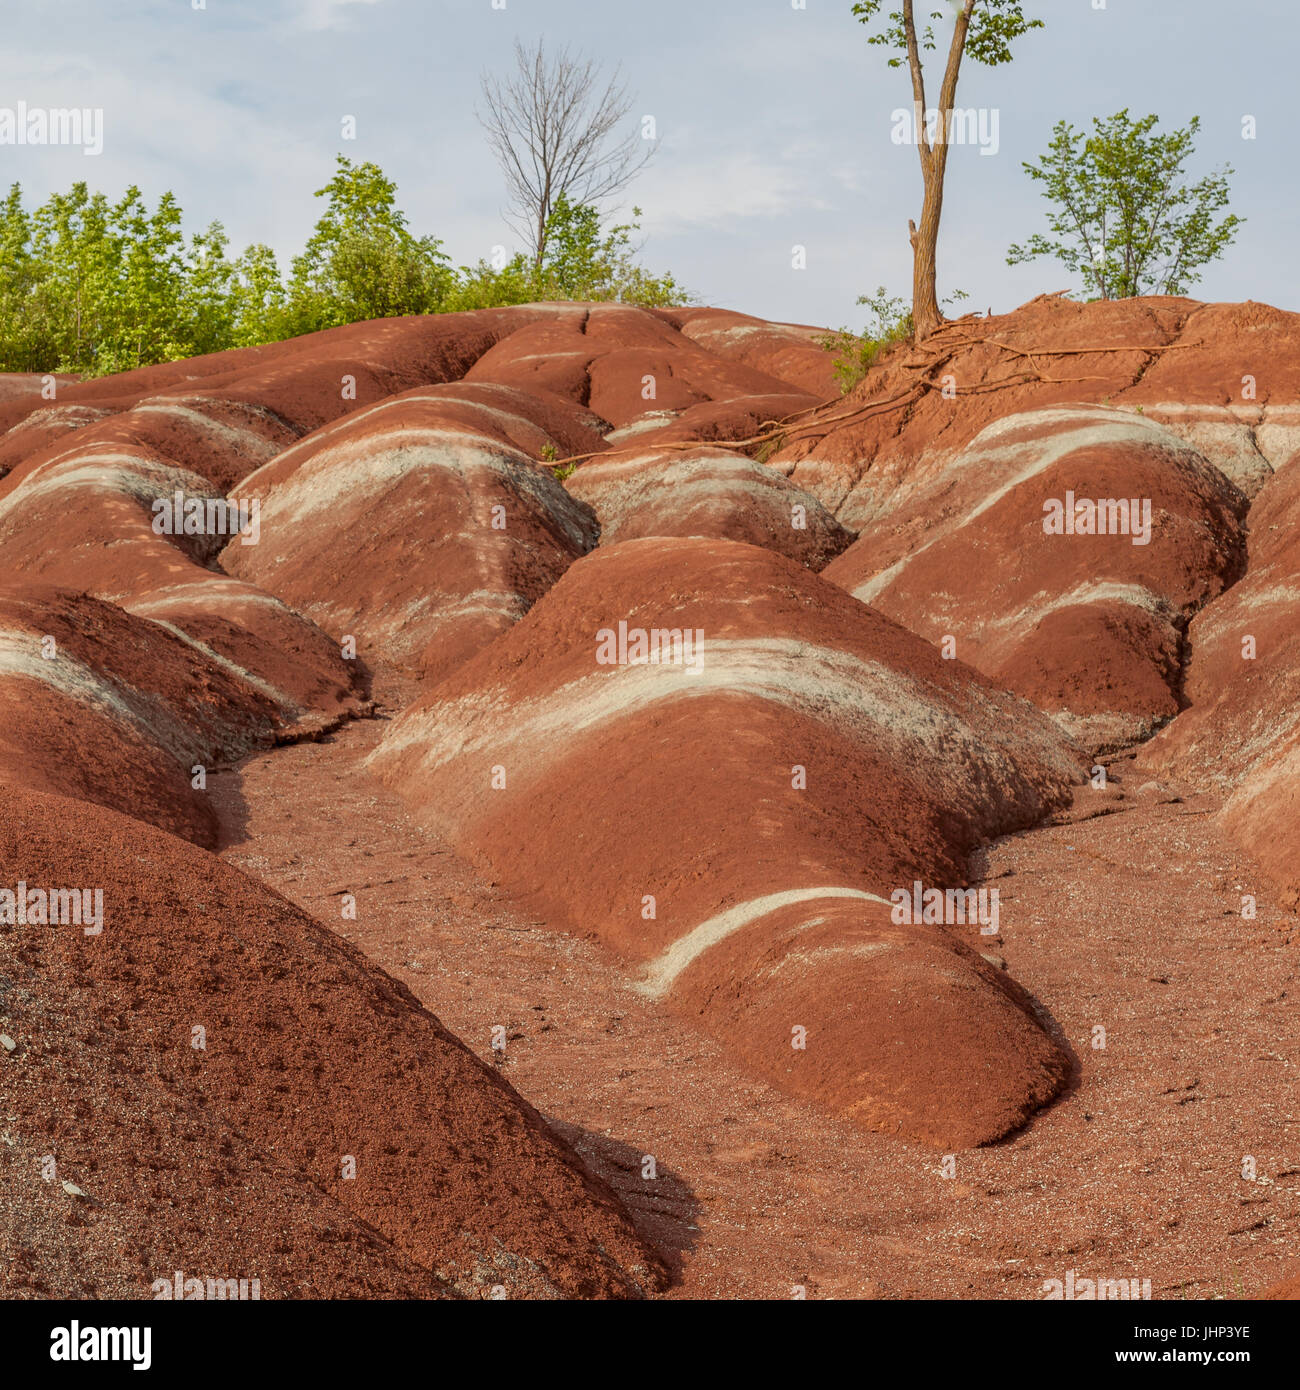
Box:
(852, 1), (1044, 339)
(449, 196), (690, 310)
(0, 160), (690, 374)
(537, 194), (689, 306)
(229, 243), (289, 348)
(1007, 111), (1242, 300)
(28, 183), (117, 372)
(179, 221), (239, 358)
(18, 182), (209, 374)
(286, 155), (453, 333)
(538, 194), (607, 295)
(102, 187), (189, 373)
(0, 184), (48, 371)
(446, 251), (542, 311)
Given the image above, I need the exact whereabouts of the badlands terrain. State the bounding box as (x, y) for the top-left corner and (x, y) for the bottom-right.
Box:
(1, 295), (1298, 1299)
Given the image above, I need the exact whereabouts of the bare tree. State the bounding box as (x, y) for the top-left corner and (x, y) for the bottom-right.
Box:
(478, 38), (654, 269)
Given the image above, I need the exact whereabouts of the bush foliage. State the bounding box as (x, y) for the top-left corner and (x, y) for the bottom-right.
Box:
(0, 156), (692, 376)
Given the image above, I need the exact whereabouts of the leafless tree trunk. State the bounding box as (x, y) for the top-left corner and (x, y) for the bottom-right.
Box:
(477, 39), (655, 269)
(904, 0), (975, 340)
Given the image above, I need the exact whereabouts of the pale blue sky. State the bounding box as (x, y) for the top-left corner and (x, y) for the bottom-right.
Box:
(3, 0), (1294, 329)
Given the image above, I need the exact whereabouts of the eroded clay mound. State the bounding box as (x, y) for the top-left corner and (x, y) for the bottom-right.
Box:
(663, 895), (1068, 1149)
(565, 445), (854, 569)
(0, 436), (236, 583)
(0, 307), (550, 442)
(0, 404), (118, 482)
(0, 395), (297, 497)
(0, 436), (361, 724)
(226, 385), (599, 681)
(0, 376), (82, 441)
(464, 303), (821, 429)
(84, 395), (299, 493)
(600, 391), (817, 452)
(785, 296), (1300, 522)
(0, 588), (297, 847)
(663, 307), (840, 398)
(1140, 455), (1300, 905)
(0, 786), (664, 1299)
(369, 537), (1083, 1147)
(0, 305), (831, 491)
(123, 577), (363, 722)
(409, 379), (610, 458)
(823, 405), (1247, 751)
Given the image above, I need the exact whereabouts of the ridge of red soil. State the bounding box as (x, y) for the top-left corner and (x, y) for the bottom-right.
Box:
(368, 536), (1086, 1148)
(0, 785), (665, 1299)
(217, 713), (1300, 1300)
(1, 295), (1298, 1299)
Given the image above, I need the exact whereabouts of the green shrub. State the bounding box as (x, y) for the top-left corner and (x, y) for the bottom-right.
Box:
(819, 286), (914, 395)
(820, 286), (969, 395)
(0, 162), (692, 376)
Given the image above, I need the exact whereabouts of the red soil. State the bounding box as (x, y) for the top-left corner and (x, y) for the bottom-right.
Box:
(1, 294), (1297, 1299)
(0, 786), (663, 1298)
(783, 296), (1300, 518)
(0, 588), (287, 846)
(565, 443), (854, 568)
(369, 537), (1083, 1147)
(0, 404), (116, 483)
(663, 307), (840, 398)
(223, 383), (600, 679)
(464, 304), (822, 428)
(1139, 435), (1300, 907)
(821, 404), (1247, 750)
(217, 715), (1300, 1301)
(0, 433), (363, 727)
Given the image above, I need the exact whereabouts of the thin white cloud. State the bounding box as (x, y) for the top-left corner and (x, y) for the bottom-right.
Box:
(0, 46), (323, 250)
(296, 0), (383, 33)
(635, 142), (832, 234)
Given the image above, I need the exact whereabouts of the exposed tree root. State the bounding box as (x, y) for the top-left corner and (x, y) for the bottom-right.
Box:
(544, 320), (1195, 470)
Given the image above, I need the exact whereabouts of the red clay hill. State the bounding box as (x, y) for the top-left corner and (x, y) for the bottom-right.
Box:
(0, 786), (663, 1298)
(821, 404), (1247, 750)
(368, 537), (1083, 1149)
(1, 294), (1297, 1300)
